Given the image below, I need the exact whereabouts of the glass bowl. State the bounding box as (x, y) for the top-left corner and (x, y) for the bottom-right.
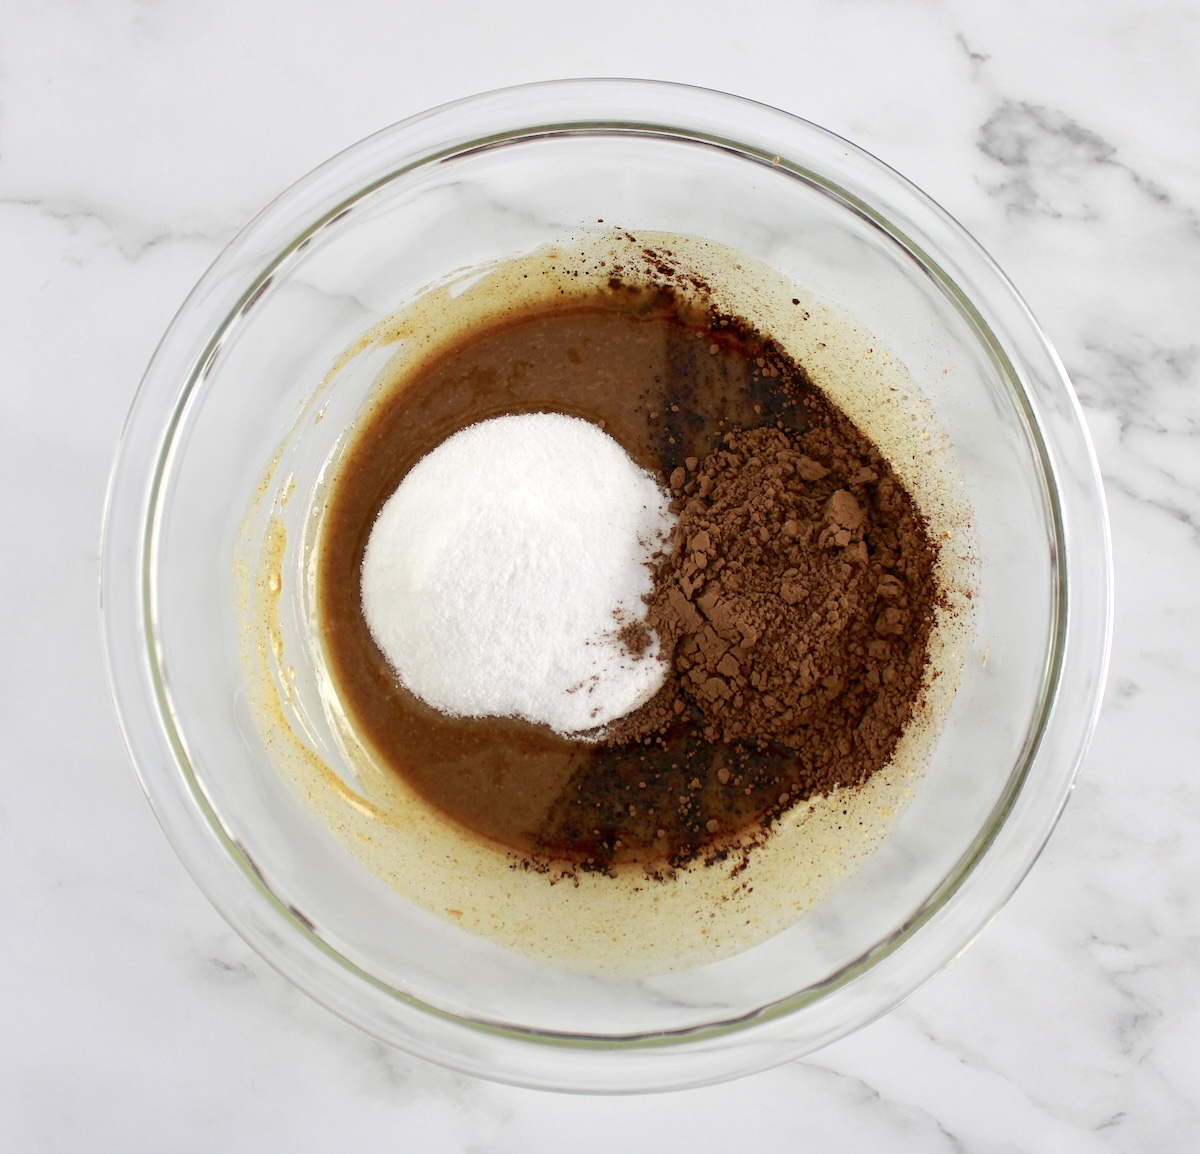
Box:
(101, 79), (1112, 1092)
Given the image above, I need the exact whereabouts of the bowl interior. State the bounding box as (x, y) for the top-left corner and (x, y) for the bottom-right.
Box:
(153, 128), (1053, 1028)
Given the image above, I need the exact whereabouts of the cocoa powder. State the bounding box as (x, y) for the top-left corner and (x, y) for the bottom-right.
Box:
(615, 421), (938, 793)
(545, 350), (942, 871)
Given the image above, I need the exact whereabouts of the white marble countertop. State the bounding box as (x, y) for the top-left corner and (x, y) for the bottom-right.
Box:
(3, 1), (1198, 1149)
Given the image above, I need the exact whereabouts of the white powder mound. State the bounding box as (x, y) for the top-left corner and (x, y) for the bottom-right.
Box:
(360, 413), (675, 735)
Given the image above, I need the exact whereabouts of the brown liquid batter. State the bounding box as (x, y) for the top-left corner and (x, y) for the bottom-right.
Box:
(317, 283), (937, 872)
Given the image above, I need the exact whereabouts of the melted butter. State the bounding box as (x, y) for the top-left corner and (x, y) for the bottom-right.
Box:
(234, 231), (976, 975)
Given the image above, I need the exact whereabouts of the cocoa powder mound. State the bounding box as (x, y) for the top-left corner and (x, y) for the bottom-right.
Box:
(528, 291), (941, 874)
(609, 422), (939, 797)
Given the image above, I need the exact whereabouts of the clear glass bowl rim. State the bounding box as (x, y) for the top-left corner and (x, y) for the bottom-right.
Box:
(101, 78), (1113, 1092)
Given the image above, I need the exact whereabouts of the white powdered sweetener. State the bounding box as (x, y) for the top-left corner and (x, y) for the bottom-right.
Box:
(360, 412), (675, 734)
